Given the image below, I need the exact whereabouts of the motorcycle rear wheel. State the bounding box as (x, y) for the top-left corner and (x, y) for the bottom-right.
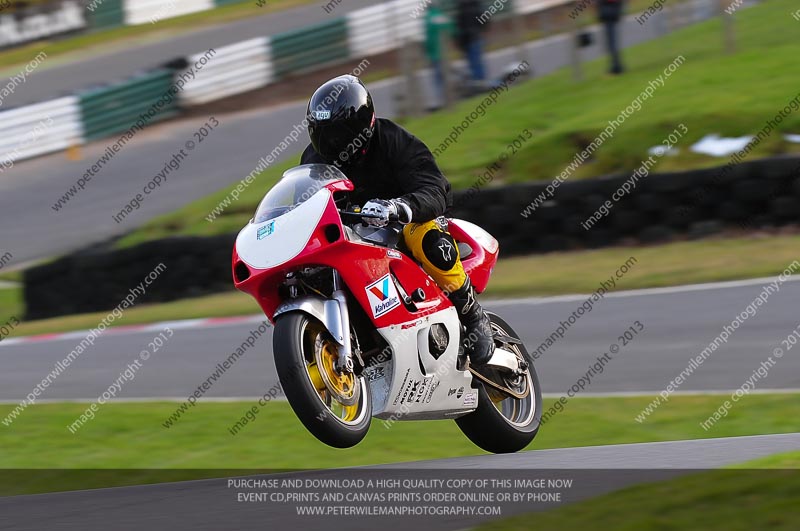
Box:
(273, 313), (371, 448)
(456, 312), (542, 454)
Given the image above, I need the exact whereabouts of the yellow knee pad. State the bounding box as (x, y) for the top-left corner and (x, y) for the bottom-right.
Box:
(402, 221), (467, 293)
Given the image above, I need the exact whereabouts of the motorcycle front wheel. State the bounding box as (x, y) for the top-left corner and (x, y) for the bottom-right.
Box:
(456, 312), (542, 454)
(273, 313), (371, 448)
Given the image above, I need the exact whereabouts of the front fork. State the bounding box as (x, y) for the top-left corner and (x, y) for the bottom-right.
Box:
(332, 271), (354, 375)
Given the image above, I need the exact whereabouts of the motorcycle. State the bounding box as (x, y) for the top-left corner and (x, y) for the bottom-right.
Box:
(232, 164), (542, 453)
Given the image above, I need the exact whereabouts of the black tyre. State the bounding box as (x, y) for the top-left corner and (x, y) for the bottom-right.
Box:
(456, 312), (542, 454)
(273, 313), (371, 448)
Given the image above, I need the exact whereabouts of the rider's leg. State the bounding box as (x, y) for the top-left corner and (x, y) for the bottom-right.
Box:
(402, 220), (495, 365)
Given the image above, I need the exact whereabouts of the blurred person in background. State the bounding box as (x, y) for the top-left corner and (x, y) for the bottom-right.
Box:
(597, 0), (625, 75)
(455, 0), (489, 87)
(424, 1), (453, 110)
(301, 75), (496, 365)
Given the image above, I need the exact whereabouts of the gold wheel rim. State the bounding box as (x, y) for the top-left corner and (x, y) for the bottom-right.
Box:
(304, 324), (361, 423)
(319, 342), (356, 399)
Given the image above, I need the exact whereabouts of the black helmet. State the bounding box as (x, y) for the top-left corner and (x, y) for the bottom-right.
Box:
(306, 75), (376, 166)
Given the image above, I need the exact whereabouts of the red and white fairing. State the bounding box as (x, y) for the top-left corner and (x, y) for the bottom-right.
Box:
(233, 164), (500, 418)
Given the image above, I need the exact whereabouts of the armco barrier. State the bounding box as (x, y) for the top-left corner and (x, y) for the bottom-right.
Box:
(516, 0), (572, 14)
(78, 69), (179, 141)
(0, 1), (89, 48)
(0, 97), (84, 166)
(178, 38), (273, 106)
(346, 0), (425, 58)
(174, 0), (566, 108)
(23, 156), (800, 319)
(270, 18), (350, 77)
(123, 0), (214, 25)
(87, 0), (126, 29)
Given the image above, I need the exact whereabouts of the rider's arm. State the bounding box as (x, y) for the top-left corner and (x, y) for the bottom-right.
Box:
(394, 137), (452, 223)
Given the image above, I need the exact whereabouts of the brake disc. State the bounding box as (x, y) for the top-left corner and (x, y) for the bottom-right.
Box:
(314, 335), (361, 407)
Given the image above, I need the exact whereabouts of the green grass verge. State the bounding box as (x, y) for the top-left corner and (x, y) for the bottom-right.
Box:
(5, 233), (799, 337)
(117, 0), (800, 244)
(437, 0), (800, 184)
(0, 286), (20, 321)
(0, 394), (796, 494)
(731, 450), (800, 468)
(475, 456), (800, 531)
(0, 269), (22, 283)
(0, 0), (316, 74)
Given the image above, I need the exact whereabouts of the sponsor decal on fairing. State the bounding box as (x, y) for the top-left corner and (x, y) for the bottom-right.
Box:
(365, 273), (401, 318)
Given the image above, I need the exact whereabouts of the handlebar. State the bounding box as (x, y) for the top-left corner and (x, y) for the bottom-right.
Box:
(338, 210), (400, 223)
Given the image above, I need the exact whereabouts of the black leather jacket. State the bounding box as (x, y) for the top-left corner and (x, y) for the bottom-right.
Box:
(300, 118), (452, 222)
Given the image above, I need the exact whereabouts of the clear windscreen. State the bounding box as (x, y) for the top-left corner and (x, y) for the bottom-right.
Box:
(253, 164), (349, 224)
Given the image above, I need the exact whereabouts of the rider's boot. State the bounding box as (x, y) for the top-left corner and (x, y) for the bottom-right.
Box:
(449, 278), (495, 366)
